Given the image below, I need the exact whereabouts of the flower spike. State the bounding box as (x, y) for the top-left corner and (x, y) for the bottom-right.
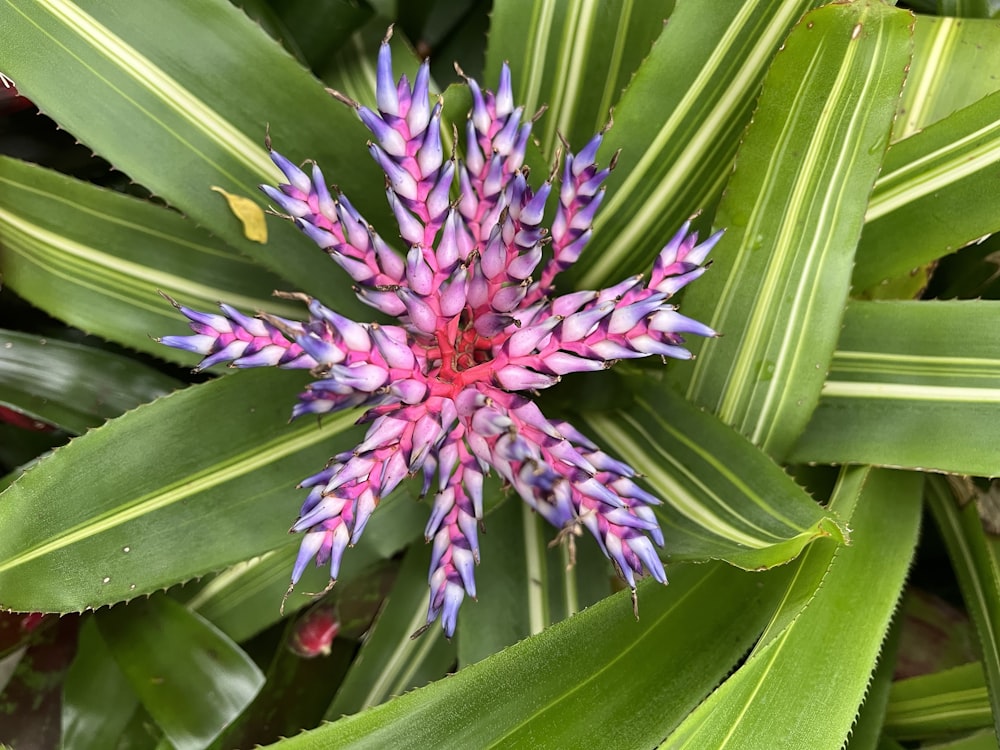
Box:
(161, 39), (719, 639)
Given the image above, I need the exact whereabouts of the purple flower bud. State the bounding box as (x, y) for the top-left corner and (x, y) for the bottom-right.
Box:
(376, 42), (399, 116)
(358, 106), (407, 157)
(396, 287), (439, 333)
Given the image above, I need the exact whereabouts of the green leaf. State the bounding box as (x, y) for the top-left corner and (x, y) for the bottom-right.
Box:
(211, 605), (359, 749)
(61, 618), (138, 750)
(269, 0), (375, 73)
(576, 377), (846, 571)
(920, 729), (1000, 750)
(894, 14), (1000, 140)
(857, 89), (1000, 294)
(455, 495), (538, 666)
(0, 0), (386, 305)
(187, 488), (425, 643)
(669, 0), (913, 459)
(926, 475), (1000, 744)
(884, 662), (994, 741)
(96, 594), (264, 750)
(937, 0), (1000, 18)
(575, 0), (824, 288)
(0, 329), (180, 434)
(324, 542), (456, 720)
(0, 156), (306, 362)
(661, 468), (923, 750)
(846, 616), (904, 750)
(267, 561), (795, 749)
(0, 369), (363, 612)
(484, 0), (675, 157)
(789, 300), (1000, 476)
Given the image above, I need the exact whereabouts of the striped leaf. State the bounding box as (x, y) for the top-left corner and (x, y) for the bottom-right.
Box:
(0, 330), (180, 434)
(0, 369), (364, 612)
(669, 0), (913, 459)
(0, 157), (303, 363)
(790, 300), (1000, 476)
(484, 0), (675, 158)
(574, 0), (824, 289)
(884, 662), (993, 741)
(894, 14), (1000, 140)
(0, 0), (386, 300)
(662, 468), (923, 750)
(264, 561), (795, 749)
(926, 476), (1000, 744)
(576, 376), (846, 571)
(856, 88), (1000, 294)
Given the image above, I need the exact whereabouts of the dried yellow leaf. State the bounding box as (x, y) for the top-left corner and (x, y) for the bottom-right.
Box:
(210, 186), (268, 243)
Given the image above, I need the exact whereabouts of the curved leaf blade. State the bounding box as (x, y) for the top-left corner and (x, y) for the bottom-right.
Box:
(661, 468), (923, 750)
(0, 369), (362, 612)
(0, 0), (384, 304)
(857, 89), (1000, 293)
(927, 476), (1000, 744)
(575, 0), (823, 288)
(96, 595), (264, 750)
(577, 376), (845, 571)
(894, 14), (1000, 140)
(0, 329), (180, 434)
(324, 543), (457, 721)
(885, 662), (994, 741)
(61, 618), (138, 750)
(485, 0), (674, 157)
(0, 157), (306, 362)
(265, 561), (795, 749)
(670, 0), (913, 459)
(790, 300), (1000, 476)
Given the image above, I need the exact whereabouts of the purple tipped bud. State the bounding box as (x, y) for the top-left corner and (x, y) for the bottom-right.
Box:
(260, 185), (310, 218)
(573, 134), (603, 177)
(371, 325), (415, 370)
(440, 268), (469, 318)
(376, 42), (399, 116)
(560, 301), (614, 342)
(493, 107), (523, 155)
(369, 143), (419, 200)
(496, 63), (514, 118)
(492, 283), (527, 313)
(468, 78), (490, 134)
(522, 183), (551, 226)
(495, 364), (559, 391)
(407, 63), (432, 134)
(329, 363), (389, 392)
(397, 287), (439, 333)
(417, 106), (444, 178)
(270, 150), (312, 193)
(405, 246), (435, 295)
(358, 106), (407, 157)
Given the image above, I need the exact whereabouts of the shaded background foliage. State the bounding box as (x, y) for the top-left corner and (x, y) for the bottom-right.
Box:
(1, 1), (1000, 748)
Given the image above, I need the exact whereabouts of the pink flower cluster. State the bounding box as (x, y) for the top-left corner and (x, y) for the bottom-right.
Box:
(161, 34), (719, 637)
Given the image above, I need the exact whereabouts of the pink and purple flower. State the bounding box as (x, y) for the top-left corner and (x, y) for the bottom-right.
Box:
(161, 33), (719, 637)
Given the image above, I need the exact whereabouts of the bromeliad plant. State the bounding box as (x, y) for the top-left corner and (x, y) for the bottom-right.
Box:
(3, 1), (1000, 749)
(160, 36), (719, 636)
